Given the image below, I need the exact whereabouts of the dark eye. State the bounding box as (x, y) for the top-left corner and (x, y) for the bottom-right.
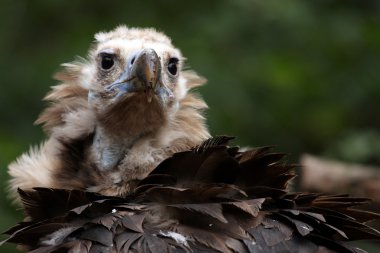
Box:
(100, 53), (115, 70)
(167, 57), (179, 76)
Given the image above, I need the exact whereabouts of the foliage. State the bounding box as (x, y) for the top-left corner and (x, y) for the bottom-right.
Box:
(1, 0), (380, 252)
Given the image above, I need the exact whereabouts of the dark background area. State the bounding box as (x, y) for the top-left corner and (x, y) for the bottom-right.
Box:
(1, 0), (380, 252)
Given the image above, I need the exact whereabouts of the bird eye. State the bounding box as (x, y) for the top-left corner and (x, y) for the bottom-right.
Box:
(167, 57), (179, 76)
(100, 53), (115, 70)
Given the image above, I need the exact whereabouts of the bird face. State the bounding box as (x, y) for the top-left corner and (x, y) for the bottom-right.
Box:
(81, 27), (192, 171)
(88, 28), (184, 110)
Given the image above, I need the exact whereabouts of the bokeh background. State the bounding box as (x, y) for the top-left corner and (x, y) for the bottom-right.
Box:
(1, 0), (380, 252)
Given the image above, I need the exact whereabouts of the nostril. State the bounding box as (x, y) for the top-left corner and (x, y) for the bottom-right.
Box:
(130, 57), (136, 65)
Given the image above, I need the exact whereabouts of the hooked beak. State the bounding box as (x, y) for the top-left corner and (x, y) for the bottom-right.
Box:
(104, 48), (171, 103)
(132, 48), (161, 91)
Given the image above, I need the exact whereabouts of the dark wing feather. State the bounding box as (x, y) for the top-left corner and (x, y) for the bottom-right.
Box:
(2, 136), (380, 253)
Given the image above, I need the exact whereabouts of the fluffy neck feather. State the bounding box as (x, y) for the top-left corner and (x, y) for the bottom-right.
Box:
(29, 64), (210, 196)
(92, 93), (167, 170)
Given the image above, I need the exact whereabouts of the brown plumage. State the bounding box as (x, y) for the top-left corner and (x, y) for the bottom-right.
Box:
(8, 26), (210, 199)
(2, 136), (380, 252)
(3, 26), (380, 252)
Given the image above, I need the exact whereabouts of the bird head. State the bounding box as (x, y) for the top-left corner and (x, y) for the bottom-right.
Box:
(14, 26), (209, 197)
(85, 26), (186, 136)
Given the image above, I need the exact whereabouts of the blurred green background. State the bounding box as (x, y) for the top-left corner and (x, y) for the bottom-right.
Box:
(1, 0), (380, 252)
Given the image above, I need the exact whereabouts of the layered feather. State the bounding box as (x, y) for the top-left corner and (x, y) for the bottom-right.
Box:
(3, 137), (380, 252)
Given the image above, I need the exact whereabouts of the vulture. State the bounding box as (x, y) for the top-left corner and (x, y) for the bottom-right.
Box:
(2, 26), (380, 253)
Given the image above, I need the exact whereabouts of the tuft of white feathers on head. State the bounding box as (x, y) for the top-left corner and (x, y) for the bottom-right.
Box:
(95, 25), (172, 45)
